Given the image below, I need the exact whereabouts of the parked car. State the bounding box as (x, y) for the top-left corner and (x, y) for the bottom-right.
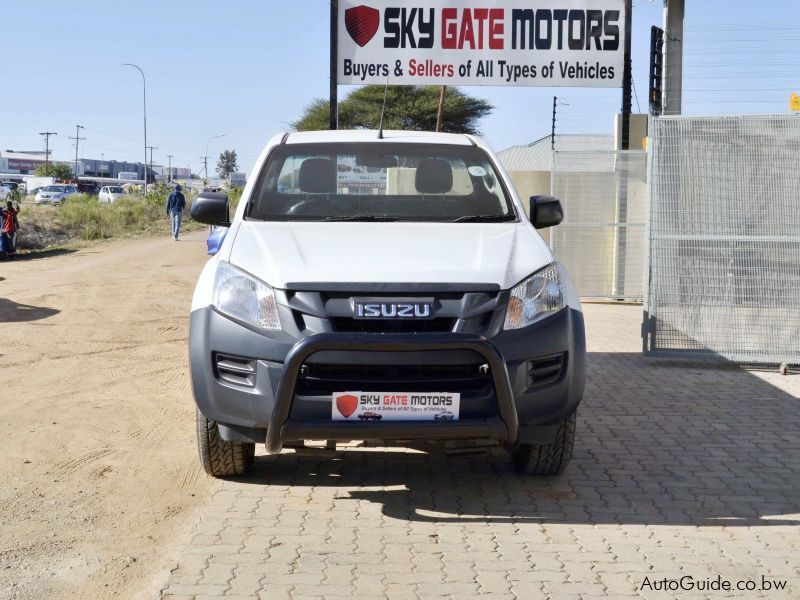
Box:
(98, 185), (126, 203)
(35, 185), (80, 205)
(1, 182), (21, 198)
(76, 180), (100, 196)
(188, 130), (585, 478)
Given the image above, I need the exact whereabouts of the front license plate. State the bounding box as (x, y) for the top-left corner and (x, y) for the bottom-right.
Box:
(332, 392), (460, 421)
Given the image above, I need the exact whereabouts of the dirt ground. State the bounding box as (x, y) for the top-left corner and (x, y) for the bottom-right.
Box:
(0, 232), (216, 599)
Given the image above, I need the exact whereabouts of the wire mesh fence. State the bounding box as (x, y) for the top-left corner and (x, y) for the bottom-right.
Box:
(550, 150), (647, 300)
(644, 114), (800, 364)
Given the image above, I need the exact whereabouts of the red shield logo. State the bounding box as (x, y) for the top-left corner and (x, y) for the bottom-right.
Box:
(336, 394), (359, 418)
(345, 5), (380, 47)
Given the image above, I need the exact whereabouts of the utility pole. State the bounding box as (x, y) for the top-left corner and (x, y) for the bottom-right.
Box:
(663, 0), (685, 115)
(146, 145), (158, 185)
(69, 124), (85, 180)
(167, 154), (174, 182)
(201, 156), (209, 182)
(204, 134), (225, 182)
(38, 132), (58, 177)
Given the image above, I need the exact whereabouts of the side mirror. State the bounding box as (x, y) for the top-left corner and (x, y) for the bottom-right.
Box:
(529, 195), (564, 229)
(191, 191), (230, 226)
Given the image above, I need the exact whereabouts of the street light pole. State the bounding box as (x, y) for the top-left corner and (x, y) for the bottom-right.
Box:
(122, 63), (148, 194)
(204, 134), (225, 181)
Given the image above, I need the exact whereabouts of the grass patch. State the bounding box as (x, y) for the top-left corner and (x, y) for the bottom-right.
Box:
(17, 193), (206, 250)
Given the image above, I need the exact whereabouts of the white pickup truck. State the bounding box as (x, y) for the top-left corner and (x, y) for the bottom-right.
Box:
(189, 130), (585, 478)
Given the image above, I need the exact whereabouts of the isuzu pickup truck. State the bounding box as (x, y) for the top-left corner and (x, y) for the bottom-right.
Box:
(189, 130), (585, 477)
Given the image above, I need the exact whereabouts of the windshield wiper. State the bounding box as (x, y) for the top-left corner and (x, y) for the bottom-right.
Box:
(322, 215), (400, 222)
(450, 214), (516, 223)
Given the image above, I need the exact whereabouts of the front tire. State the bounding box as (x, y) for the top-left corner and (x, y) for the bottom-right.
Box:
(196, 409), (255, 477)
(512, 410), (576, 476)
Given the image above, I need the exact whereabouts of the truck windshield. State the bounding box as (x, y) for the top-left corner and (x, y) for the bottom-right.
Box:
(246, 143), (516, 222)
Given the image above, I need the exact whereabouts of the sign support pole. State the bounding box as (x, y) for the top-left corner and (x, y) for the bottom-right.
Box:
(613, 0), (633, 298)
(435, 86), (447, 132)
(330, 0), (338, 130)
(621, 0), (633, 150)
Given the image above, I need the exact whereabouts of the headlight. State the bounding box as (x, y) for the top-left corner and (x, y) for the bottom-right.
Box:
(212, 262), (281, 330)
(503, 264), (565, 330)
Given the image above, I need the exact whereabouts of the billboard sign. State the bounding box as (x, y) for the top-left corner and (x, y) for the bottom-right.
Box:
(337, 0), (626, 87)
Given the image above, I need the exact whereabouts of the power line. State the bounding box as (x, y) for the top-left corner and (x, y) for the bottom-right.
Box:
(81, 125), (195, 162)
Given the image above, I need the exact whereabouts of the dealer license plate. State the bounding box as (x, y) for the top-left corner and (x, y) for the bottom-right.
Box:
(332, 392), (460, 421)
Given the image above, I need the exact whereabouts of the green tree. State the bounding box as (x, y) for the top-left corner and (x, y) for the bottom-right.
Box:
(216, 149), (238, 180)
(292, 86), (493, 134)
(34, 162), (73, 179)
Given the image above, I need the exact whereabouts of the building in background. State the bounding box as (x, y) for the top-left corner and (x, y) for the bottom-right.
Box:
(0, 150), (195, 182)
(154, 166), (193, 181)
(0, 150), (51, 176)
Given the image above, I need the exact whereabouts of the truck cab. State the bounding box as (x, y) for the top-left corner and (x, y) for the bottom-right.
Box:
(189, 130), (585, 477)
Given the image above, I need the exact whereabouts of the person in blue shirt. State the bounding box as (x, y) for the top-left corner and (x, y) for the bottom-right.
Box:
(166, 184), (186, 241)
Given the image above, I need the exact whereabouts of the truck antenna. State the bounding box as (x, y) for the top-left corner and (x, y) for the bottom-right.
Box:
(377, 77), (390, 140)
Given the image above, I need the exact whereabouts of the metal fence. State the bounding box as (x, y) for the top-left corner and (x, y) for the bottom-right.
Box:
(551, 150), (647, 300)
(644, 114), (800, 364)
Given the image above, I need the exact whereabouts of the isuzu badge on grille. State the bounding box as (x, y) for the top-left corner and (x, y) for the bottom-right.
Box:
(354, 302), (432, 319)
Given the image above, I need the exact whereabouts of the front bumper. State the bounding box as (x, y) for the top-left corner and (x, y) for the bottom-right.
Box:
(189, 306), (585, 454)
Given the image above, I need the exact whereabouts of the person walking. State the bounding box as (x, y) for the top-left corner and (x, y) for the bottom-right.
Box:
(166, 184), (186, 241)
(0, 200), (19, 259)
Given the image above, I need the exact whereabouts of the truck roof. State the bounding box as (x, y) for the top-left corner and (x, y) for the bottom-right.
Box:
(284, 130), (476, 146)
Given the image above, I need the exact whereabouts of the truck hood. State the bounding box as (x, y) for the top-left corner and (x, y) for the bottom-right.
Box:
(227, 221), (552, 290)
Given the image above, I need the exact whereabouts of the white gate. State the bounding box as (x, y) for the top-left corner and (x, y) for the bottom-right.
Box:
(644, 115), (800, 364)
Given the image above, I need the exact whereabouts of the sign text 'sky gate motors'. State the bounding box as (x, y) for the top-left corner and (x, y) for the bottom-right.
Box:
(337, 0), (627, 88)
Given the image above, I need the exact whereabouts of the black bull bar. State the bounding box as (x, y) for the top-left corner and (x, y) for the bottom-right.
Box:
(265, 332), (520, 454)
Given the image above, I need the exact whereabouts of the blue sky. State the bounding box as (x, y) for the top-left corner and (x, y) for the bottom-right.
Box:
(3, 1), (797, 175)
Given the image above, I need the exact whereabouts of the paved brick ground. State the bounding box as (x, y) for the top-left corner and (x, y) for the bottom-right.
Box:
(160, 304), (800, 599)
